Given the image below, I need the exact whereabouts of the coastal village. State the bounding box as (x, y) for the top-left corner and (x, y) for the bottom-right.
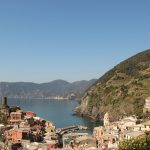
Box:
(1, 97), (150, 150)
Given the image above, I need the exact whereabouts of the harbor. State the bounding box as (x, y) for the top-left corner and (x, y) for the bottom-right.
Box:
(0, 97), (100, 149)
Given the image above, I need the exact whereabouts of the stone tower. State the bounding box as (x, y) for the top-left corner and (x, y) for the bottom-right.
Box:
(0, 97), (9, 116)
(104, 112), (110, 126)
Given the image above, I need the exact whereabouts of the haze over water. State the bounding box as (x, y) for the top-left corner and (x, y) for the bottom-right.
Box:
(7, 99), (101, 133)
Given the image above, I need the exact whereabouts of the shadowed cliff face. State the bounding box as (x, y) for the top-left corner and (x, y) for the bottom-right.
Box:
(77, 49), (150, 121)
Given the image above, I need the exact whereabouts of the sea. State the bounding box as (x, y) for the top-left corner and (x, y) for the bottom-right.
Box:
(7, 99), (101, 133)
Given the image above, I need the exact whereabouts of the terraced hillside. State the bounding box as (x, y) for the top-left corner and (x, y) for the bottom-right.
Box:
(76, 49), (150, 121)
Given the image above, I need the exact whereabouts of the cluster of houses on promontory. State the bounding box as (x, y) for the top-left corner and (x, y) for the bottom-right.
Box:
(0, 96), (150, 150)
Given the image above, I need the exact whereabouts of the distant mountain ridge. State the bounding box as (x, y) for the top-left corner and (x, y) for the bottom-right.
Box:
(0, 79), (97, 99)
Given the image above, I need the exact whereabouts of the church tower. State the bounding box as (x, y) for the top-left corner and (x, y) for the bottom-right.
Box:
(104, 112), (110, 126)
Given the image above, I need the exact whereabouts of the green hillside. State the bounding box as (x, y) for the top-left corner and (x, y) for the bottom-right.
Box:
(76, 49), (150, 121)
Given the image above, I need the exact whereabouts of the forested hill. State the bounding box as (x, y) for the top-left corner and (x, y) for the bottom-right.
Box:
(0, 79), (97, 99)
(76, 49), (150, 121)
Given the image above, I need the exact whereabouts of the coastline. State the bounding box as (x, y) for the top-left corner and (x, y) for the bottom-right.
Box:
(8, 97), (70, 100)
(73, 109), (102, 123)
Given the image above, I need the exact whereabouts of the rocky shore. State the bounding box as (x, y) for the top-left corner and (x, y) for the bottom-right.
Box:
(74, 107), (101, 122)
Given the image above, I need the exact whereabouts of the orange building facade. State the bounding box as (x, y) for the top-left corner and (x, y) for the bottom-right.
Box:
(5, 129), (22, 144)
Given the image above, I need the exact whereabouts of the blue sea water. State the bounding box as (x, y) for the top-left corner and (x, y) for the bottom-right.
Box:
(7, 99), (101, 133)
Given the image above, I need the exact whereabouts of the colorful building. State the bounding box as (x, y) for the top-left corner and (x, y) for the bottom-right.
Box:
(143, 97), (150, 113)
(9, 112), (22, 125)
(93, 126), (104, 139)
(5, 129), (22, 144)
(24, 111), (36, 118)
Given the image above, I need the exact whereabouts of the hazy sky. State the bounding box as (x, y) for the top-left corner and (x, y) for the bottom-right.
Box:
(0, 1), (149, 83)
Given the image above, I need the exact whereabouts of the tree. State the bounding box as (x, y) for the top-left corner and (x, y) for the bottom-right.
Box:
(118, 135), (150, 150)
(0, 112), (7, 125)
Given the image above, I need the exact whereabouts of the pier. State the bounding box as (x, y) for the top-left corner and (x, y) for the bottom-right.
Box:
(56, 125), (87, 136)
(56, 125), (88, 148)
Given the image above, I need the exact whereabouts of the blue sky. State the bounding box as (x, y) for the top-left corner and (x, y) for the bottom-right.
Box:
(0, 0), (149, 83)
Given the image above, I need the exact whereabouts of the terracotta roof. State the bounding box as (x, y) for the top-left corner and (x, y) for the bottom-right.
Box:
(24, 111), (36, 117)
